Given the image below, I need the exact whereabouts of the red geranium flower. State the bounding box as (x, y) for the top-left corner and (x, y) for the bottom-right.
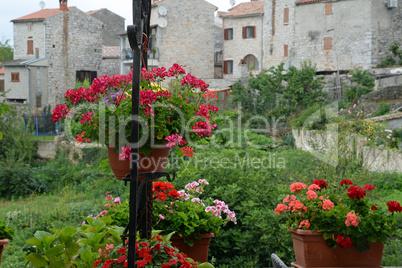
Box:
(371, 205), (377, 210)
(312, 179), (328, 189)
(387, 201), (402, 214)
(340, 179), (353, 186)
(347, 185), (366, 200)
(337, 235), (352, 248)
(362, 184), (375, 191)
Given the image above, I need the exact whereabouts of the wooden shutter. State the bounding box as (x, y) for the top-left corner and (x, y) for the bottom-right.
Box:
(224, 29), (228, 40)
(284, 45), (288, 57)
(11, 72), (20, 82)
(325, 3), (333, 15)
(242, 27), (246, 39)
(223, 61), (228, 74)
(324, 37), (332, 50)
(27, 40), (33, 55)
(251, 26), (256, 38)
(284, 7), (289, 24)
(0, 80), (4, 92)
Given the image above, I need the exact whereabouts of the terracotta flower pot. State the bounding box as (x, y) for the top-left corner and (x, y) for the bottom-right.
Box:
(107, 145), (170, 180)
(0, 239), (9, 267)
(170, 233), (215, 263)
(290, 229), (384, 268)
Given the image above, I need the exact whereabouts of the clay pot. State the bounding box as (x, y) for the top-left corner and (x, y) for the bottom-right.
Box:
(290, 229), (384, 268)
(107, 145), (170, 181)
(170, 233), (215, 263)
(0, 239), (9, 267)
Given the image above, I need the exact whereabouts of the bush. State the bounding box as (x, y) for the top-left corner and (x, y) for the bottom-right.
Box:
(377, 42), (402, 67)
(344, 69), (374, 102)
(373, 102), (390, 117)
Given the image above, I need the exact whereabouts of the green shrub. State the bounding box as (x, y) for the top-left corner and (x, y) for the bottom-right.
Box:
(344, 69), (375, 102)
(377, 42), (402, 67)
(373, 102), (390, 117)
(0, 220), (14, 240)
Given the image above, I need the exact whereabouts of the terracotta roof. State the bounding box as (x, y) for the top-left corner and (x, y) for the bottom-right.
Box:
(369, 112), (402, 122)
(296, 0), (325, 5)
(0, 63), (4, 75)
(12, 7), (75, 22)
(87, 8), (105, 15)
(219, 1), (264, 17)
(102, 46), (120, 58)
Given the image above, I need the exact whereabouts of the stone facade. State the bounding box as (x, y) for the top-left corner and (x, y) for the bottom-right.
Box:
(154, 0), (217, 79)
(263, 0), (402, 71)
(263, 0), (295, 69)
(45, 8), (103, 106)
(13, 21), (46, 60)
(87, 8), (125, 47)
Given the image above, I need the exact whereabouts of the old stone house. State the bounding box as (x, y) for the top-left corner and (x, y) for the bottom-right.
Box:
(2, 1), (124, 110)
(219, 0), (264, 79)
(263, 0), (402, 72)
(119, 0), (218, 80)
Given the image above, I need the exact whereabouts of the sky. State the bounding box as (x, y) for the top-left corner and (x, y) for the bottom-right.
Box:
(0, 0), (250, 47)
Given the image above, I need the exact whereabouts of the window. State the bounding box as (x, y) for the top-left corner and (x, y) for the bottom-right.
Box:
(27, 40), (34, 55)
(242, 26), (255, 39)
(223, 60), (233, 74)
(242, 55), (258, 70)
(325, 3), (333, 15)
(284, 45), (288, 57)
(11, 72), (20, 82)
(224, 28), (233, 40)
(284, 7), (289, 24)
(324, 37), (332, 50)
(76, 70), (97, 83)
(214, 52), (223, 64)
(0, 80), (4, 92)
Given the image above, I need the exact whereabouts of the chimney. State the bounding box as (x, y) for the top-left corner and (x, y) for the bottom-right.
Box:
(59, 0), (68, 11)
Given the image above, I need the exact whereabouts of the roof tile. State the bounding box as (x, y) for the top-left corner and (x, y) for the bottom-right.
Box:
(296, 0), (325, 5)
(12, 7), (75, 22)
(219, 1), (264, 17)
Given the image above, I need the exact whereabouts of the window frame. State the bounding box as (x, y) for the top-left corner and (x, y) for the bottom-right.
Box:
(242, 26), (256, 39)
(284, 7), (290, 24)
(224, 28), (234, 40)
(11, 72), (20, 82)
(223, 60), (233, 74)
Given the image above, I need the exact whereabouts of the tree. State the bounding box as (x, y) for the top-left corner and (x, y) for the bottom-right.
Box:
(0, 39), (14, 63)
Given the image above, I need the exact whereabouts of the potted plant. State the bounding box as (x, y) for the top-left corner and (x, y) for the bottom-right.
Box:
(52, 64), (220, 180)
(92, 230), (199, 268)
(151, 180), (237, 263)
(0, 220), (14, 266)
(274, 179), (401, 268)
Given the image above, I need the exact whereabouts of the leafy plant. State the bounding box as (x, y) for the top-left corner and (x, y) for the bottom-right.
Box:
(344, 69), (374, 102)
(377, 42), (402, 67)
(0, 220), (14, 240)
(373, 102), (390, 117)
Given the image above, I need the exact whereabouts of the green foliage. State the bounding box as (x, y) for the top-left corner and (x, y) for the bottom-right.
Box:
(377, 42), (402, 67)
(290, 104), (328, 130)
(74, 78), (91, 90)
(0, 220), (15, 240)
(0, 39), (13, 63)
(344, 69), (375, 102)
(24, 216), (124, 267)
(372, 102), (390, 117)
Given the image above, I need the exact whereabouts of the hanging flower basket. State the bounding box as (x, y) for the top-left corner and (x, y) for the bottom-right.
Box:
(107, 145), (170, 180)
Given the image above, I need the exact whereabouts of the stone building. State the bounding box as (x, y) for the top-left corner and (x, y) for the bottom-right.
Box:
(119, 0), (218, 79)
(0, 64), (4, 94)
(2, 1), (124, 110)
(219, 0), (264, 79)
(263, 0), (402, 72)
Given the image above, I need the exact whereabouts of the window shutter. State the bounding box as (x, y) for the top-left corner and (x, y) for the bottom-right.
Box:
(284, 7), (289, 24)
(242, 27), (246, 39)
(223, 61), (228, 74)
(284, 45), (288, 57)
(325, 3), (333, 15)
(27, 40), (33, 55)
(251, 26), (256, 38)
(324, 37), (332, 50)
(224, 29), (228, 40)
(0, 80), (4, 92)
(11, 72), (20, 82)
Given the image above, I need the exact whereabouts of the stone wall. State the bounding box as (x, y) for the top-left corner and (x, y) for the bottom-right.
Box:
(156, 0), (216, 79)
(13, 21), (45, 59)
(292, 128), (402, 173)
(263, 0), (295, 69)
(45, 8), (103, 107)
(359, 84), (402, 114)
(88, 9), (125, 47)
